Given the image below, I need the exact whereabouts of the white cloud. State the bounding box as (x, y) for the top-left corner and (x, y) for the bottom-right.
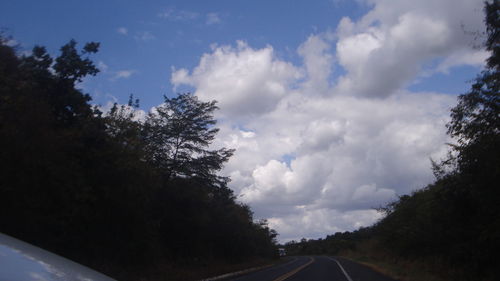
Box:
(224, 91), (454, 218)
(171, 41), (302, 119)
(269, 208), (383, 241)
(117, 27), (128, 35)
(436, 49), (489, 74)
(206, 13), (221, 25)
(335, 0), (485, 97)
(173, 41), (456, 241)
(170, 0), (485, 242)
(297, 34), (334, 94)
(112, 70), (136, 80)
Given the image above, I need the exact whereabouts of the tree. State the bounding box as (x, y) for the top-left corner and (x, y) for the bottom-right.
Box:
(53, 39), (99, 83)
(143, 93), (234, 186)
(447, 0), (499, 172)
(1, 36), (280, 280)
(442, 1), (500, 275)
(373, 2), (500, 277)
(18, 40), (100, 127)
(0, 37), (156, 274)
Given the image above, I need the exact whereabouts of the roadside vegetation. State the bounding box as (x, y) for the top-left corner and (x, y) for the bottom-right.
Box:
(0, 35), (278, 280)
(284, 1), (499, 280)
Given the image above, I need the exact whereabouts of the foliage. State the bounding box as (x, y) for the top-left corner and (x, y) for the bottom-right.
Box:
(143, 93), (234, 186)
(0, 38), (278, 280)
(283, 227), (373, 256)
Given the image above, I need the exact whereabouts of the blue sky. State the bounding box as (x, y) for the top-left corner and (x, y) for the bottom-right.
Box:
(2, 0), (367, 109)
(1, 0), (488, 241)
(2, 0), (476, 109)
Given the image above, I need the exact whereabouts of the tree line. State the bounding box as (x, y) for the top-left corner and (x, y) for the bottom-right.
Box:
(284, 1), (499, 280)
(0, 36), (278, 280)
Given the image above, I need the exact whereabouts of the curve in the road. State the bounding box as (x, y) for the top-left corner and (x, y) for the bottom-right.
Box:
(226, 256), (397, 281)
(229, 256), (312, 281)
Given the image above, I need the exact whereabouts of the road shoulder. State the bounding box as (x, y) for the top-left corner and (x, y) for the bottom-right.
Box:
(199, 257), (294, 281)
(334, 256), (399, 281)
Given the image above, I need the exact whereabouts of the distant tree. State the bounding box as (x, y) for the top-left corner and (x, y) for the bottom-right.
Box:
(143, 93), (234, 186)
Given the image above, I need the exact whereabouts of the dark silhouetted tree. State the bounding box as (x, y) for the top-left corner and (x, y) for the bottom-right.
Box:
(0, 36), (279, 281)
(143, 93), (234, 186)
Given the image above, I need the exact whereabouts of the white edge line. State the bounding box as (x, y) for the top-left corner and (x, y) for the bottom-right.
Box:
(329, 257), (353, 281)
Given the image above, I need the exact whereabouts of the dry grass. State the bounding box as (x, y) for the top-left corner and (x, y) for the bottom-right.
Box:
(339, 239), (452, 281)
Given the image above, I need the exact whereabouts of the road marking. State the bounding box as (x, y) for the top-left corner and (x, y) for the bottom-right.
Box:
(247, 257), (299, 275)
(329, 257), (353, 281)
(272, 257), (314, 281)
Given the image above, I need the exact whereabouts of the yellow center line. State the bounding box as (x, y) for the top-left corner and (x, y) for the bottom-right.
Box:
(272, 257), (315, 281)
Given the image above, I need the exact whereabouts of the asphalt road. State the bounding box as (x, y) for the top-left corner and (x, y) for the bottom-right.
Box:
(226, 256), (396, 281)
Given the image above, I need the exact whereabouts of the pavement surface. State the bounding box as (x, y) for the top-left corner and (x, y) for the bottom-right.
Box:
(224, 256), (397, 281)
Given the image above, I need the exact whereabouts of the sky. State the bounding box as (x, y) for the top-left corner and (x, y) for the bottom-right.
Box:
(1, 0), (488, 242)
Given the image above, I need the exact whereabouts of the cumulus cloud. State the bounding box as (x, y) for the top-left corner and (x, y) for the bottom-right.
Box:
(269, 208), (383, 241)
(171, 41), (302, 118)
(298, 34), (335, 94)
(170, 0), (485, 242)
(335, 0), (485, 97)
(224, 91), (453, 217)
(436, 49), (489, 74)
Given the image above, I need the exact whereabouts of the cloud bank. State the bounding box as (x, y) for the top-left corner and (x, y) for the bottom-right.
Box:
(171, 0), (486, 242)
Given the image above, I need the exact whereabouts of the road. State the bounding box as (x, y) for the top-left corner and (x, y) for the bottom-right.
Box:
(225, 256), (396, 281)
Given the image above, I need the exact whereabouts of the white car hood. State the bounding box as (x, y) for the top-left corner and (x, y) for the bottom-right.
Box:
(0, 233), (116, 281)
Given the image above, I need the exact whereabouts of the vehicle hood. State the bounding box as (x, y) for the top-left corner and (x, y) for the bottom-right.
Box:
(0, 233), (116, 281)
